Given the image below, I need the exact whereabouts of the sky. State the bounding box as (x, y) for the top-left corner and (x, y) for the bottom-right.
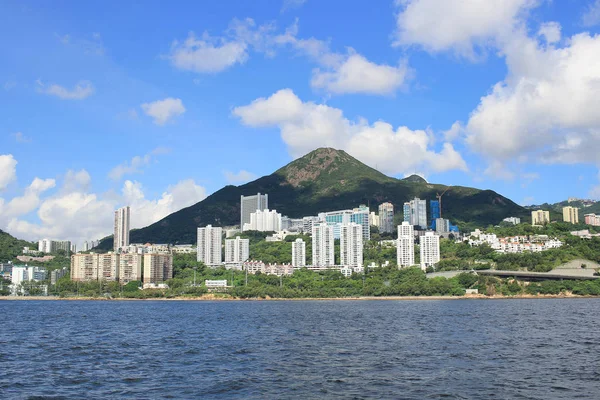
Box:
(2, 0), (600, 245)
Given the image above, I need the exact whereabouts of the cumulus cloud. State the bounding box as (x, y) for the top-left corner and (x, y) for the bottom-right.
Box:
(466, 31), (600, 165)
(233, 89), (467, 175)
(36, 80), (95, 100)
(538, 22), (561, 44)
(141, 98), (186, 125)
(582, 0), (600, 27)
(224, 170), (257, 184)
(393, 0), (538, 58)
(2, 169), (207, 243)
(0, 155), (17, 190)
(108, 147), (170, 181)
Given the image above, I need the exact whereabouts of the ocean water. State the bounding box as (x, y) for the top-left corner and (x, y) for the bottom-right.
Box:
(1, 299), (600, 399)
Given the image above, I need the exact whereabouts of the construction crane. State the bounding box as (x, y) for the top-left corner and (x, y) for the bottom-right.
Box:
(437, 187), (451, 218)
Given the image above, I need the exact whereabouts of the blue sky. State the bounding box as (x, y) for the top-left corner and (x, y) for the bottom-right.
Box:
(1, 0), (600, 243)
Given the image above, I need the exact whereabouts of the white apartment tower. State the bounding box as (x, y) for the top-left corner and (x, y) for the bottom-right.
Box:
(225, 236), (250, 264)
(244, 209), (282, 232)
(420, 232), (440, 271)
(240, 193), (268, 231)
(312, 223), (335, 267)
(397, 222), (415, 268)
(340, 223), (363, 267)
(114, 206), (131, 251)
(197, 225), (223, 267)
(407, 198), (428, 229)
(378, 202), (394, 234)
(292, 238), (306, 268)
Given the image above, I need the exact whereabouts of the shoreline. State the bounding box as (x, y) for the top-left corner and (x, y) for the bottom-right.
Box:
(1, 294), (598, 301)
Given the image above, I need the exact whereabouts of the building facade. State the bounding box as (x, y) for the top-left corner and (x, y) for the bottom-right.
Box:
(378, 202), (394, 234)
(563, 206), (579, 224)
(405, 198), (428, 229)
(197, 225), (223, 266)
(11, 266), (47, 285)
(531, 210), (550, 226)
(292, 238), (306, 268)
(585, 214), (600, 226)
(143, 254), (173, 284)
(38, 239), (72, 254)
(420, 232), (440, 271)
(312, 223), (335, 267)
(114, 206), (131, 251)
(71, 253), (99, 281)
(397, 222), (415, 268)
(224, 236), (250, 264)
(97, 253), (120, 281)
(119, 253), (143, 283)
(503, 217), (521, 225)
(240, 193), (268, 231)
(340, 223), (363, 267)
(244, 209), (282, 232)
(430, 200), (440, 230)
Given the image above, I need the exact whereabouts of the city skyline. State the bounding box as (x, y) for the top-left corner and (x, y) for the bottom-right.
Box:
(2, 0), (600, 245)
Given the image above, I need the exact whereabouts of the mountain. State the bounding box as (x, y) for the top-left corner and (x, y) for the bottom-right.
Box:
(0, 229), (36, 262)
(524, 199), (600, 221)
(96, 148), (527, 248)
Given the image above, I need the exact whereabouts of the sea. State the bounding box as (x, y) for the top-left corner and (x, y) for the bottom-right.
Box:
(1, 299), (599, 399)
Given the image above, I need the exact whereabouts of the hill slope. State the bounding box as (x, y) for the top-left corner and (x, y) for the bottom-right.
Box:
(0, 230), (36, 262)
(97, 148), (527, 248)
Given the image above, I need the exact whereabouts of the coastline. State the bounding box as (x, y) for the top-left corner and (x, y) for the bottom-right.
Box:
(0, 294), (598, 301)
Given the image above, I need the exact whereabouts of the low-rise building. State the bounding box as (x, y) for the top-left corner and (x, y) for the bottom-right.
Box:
(503, 217), (521, 225)
(205, 280), (228, 288)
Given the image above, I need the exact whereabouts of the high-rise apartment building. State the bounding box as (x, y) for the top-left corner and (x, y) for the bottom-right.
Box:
(38, 239), (72, 254)
(119, 253), (143, 283)
(340, 223), (363, 267)
(531, 210), (550, 226)
(197, 225), (223, 267)
(420, 232), (440, 271)
(563, 206), (579, 224)
(240, 193), (268, 231)
(397, 222), (414, 268)
(292, 238), (306, 268)
(585, 214), (600, 226)
(403, 198), (427, 229)
(319, 206), (370, 240)
(435, 218), (450, 234)
(378, 202), (394, 234)
(97, 253), (120, 281)
(71, 253), (99, 281)
(225, 237), (250, 264)
(244, 209), (282, 232)
(312, 223), (335, 267)
(369, 212), (380, 228)
(143, 254), (173, 284)
(351, 205), (371, 240)
(114, 206), (131, 251)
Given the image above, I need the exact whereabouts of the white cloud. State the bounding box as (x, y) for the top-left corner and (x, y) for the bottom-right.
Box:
(12, 132), (32, 143)
(582, 0), (600, 27)
(311, 53), (410, 95)
(0, 155), (17, 190)
(2, 168), (207, 243)
(122, 179), (207, 229)
(36, 80), (95, 100)
(442, 121), (463, 142)
(168, 31), (249, 73)
(282, 0), (307, 12)
(224, 170), (257, 184)
(108, 148), (170, 181)
(466, 31), (600, 165)
(233, 89), (467, 175)
(538, 22), (561, 44)
(393, 0), (538, 58)
(141, 98), (186, 125)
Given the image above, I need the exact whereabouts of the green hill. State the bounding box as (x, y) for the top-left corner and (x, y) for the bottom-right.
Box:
(0, 229), (36, 262)
(96, 148), (527, 248)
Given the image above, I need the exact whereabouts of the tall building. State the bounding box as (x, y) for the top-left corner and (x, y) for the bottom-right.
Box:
(430, 200), (440, 230)
(397, 222), (415, 268)
(244, 209), (282, 232)
(82, 241), (90, 252)
(563, 206), (579, 224)
(340, 223), (363, 267)
(225, 237), (250, 264)
(38, 239), (72, 254)
(143, 254), (173, 284)
(420, 232), (440, 271)
(312, 223), (335, 267)
(403, 202), (411, 223)
(292, 238), (306, 268)
(119, 253), (143, 283)
(404, 198), (427, 229)
(531, 210), (550, 226)
(197, 225), (223, 267)
(240, 193), (268, 231)
(585, 214), (600, 226)
(435, 218), (450, 234)
(114, 206), (131, 251)
(11, 266), (47, 285)
(378, 202), (394, 234)
(97, 253), (120, 281)
(369, 212), (380, 228)
(71, 253), (99, 281)
(351, 205), (371, 240)
(319, 209), (352, 239)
